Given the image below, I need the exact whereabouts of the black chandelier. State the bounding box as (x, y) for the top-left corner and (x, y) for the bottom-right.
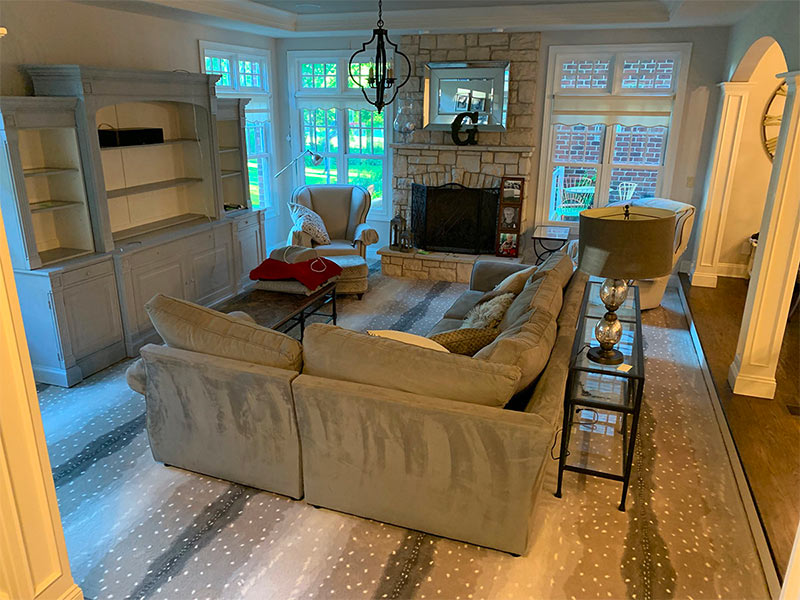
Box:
(348, 0), (411, 113)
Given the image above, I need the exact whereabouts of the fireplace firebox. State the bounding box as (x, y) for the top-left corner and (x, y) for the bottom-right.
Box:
(410, 183), (499, 254)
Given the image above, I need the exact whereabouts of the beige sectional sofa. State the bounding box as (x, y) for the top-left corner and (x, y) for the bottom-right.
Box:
(127, 252), (588, 555)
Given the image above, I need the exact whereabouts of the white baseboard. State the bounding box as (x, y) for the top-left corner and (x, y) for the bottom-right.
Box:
(727, 356), (777, 399)
(689, 269), (718, 288)
(716, 262), (750, 279)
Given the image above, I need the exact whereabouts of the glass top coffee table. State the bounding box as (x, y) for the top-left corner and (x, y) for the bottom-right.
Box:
(555, 279), (644, 510)
(218, 281), (337, 341)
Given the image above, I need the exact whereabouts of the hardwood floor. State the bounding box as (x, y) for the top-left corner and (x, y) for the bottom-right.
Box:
(679, 274), (800, 580)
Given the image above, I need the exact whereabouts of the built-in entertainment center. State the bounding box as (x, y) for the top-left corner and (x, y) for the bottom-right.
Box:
(0, 66), (265, 386)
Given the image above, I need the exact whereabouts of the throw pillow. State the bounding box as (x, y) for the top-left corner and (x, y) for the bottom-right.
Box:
(492, 265), (538, 296)
(288, 202), (331, 245)
(527, 252), (574, 289)
(367, 330), (449, 352)
(429, 327), (500, 356)
(462, 292), (515, 329)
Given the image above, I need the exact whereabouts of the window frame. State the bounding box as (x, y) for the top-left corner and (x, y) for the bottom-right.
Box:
(287, 50), (393, 221)
(537, 43), (691, 229)
(199, 41), (277, 217)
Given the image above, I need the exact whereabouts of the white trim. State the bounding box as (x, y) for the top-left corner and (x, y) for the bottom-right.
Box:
(536, 42), (692, 230)
(715, 261), (750, 279)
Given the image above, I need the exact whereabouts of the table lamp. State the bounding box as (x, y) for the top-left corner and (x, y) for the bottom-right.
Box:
(578, 205), (676, 365)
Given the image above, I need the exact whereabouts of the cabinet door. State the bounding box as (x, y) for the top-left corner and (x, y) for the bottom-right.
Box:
(238, 224), (264, 288)
(131, 258), (187, 332)
(61, 273), (123, 360)
(190, 240), (234, 305)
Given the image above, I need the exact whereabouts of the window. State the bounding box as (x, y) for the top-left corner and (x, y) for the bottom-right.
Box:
(539, 44), (690, 224)
(200, 42), (274, 213)
(289, 52), (390, 219)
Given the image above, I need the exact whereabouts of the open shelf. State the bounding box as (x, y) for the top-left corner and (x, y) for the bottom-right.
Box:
(106, 177), (203, 199)
(23, 166), (79, 178)
(39, 247), (94, 266)
(100, 138), (200, 152)
(220, 170), (242, 179)
(112, 213), (207, 242)
(30, 200), (83, 214)
(218, 146), (240, 154)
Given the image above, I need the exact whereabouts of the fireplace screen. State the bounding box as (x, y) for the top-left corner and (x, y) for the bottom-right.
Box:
(411, 183), (499, 254)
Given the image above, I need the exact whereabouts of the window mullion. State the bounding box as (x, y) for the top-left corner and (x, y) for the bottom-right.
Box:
(596, 123), (616, 207)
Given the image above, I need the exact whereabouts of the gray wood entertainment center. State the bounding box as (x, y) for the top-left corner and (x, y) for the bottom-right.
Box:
(0, 66), (265, 386)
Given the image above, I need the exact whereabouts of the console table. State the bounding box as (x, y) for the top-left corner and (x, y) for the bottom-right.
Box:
(555, 279), (644, 511)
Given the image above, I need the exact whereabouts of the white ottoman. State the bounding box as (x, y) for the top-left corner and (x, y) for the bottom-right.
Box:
(327, 254), (368, 298)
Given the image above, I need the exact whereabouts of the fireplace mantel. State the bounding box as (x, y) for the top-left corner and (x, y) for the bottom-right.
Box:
(390, 143), (534, 155)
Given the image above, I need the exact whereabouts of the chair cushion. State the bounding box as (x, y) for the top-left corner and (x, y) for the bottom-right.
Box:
(429, 327), (500, 356)
(302, 324), (521, 407)
(326, 254), (368, 280)
(474, 309), (558, 392)
(145, 293), (303, 372)
(311, 239), (360, 257)
(288, 202), (331, 244)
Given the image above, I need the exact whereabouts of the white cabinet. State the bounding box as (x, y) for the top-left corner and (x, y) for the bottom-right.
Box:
(14, 255), (125, 386)
(114, 221), (238, 355)
(233, 210), (266, 291)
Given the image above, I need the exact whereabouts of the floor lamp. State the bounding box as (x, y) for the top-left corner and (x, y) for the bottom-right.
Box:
(275, 149), (324, 178)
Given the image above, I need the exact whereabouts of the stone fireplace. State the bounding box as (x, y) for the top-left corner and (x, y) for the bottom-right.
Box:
(380, 31), (539, 282)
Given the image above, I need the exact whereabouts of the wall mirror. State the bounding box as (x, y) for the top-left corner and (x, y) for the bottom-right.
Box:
(423, 61), (510, 131)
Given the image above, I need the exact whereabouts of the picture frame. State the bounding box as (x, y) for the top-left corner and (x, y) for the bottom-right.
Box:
(497, 233), (518, 257)
(496, 176), (525, 258)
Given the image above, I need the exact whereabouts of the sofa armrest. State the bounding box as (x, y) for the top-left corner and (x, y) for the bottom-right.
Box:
(470, 260), (531, 292)
(354, 223), (379, 246)
(293, 374), (554, 554)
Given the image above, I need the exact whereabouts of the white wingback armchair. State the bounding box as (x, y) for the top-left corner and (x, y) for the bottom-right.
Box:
(568, 197), (696, 310)
(287, 185), (379, 258)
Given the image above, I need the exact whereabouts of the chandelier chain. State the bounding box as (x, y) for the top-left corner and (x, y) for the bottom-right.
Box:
(377, 0), (384, 27)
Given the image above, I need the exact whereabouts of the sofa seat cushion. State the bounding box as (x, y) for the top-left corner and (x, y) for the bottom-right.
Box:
(145, 293), (303, 371)
(302, 323), (521, 407)
(499, 270), (563, 331)
(442, 290), (485, 320)
(475, 309), (558, 392)
(429, 327), (500, 356)
(428, 317), (465, 336)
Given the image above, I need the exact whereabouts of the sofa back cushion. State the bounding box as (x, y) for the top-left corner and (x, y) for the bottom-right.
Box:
(474, 309), (558, 392)
(499, 269), (563, 331)
(529, 252), (574, 289)
(302, 323), (521, 407)
(145, 293), (303, 372)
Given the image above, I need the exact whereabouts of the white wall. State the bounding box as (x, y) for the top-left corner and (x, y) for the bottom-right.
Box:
(725, 0), (800, 79)
(718, 42), (787, 269)
(0, 1), (276, 95)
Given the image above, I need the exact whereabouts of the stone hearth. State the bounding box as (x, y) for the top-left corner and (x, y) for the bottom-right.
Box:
(378, 246), (521, 283)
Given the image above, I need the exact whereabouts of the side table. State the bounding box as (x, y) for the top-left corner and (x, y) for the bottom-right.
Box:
(555, 279), (645, 510)
(531, 225), (570, 264)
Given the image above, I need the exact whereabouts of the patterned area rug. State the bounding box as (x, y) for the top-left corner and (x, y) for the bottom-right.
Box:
(38, 266), (769, 600)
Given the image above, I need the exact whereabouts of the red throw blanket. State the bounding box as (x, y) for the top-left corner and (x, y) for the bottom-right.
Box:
(249, 257), (342, 290)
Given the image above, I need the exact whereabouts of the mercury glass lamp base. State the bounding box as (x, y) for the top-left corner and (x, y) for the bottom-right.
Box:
(587, 346), (624, 365)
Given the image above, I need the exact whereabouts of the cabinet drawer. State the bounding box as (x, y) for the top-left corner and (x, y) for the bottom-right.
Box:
(61, 260), (114, 288)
